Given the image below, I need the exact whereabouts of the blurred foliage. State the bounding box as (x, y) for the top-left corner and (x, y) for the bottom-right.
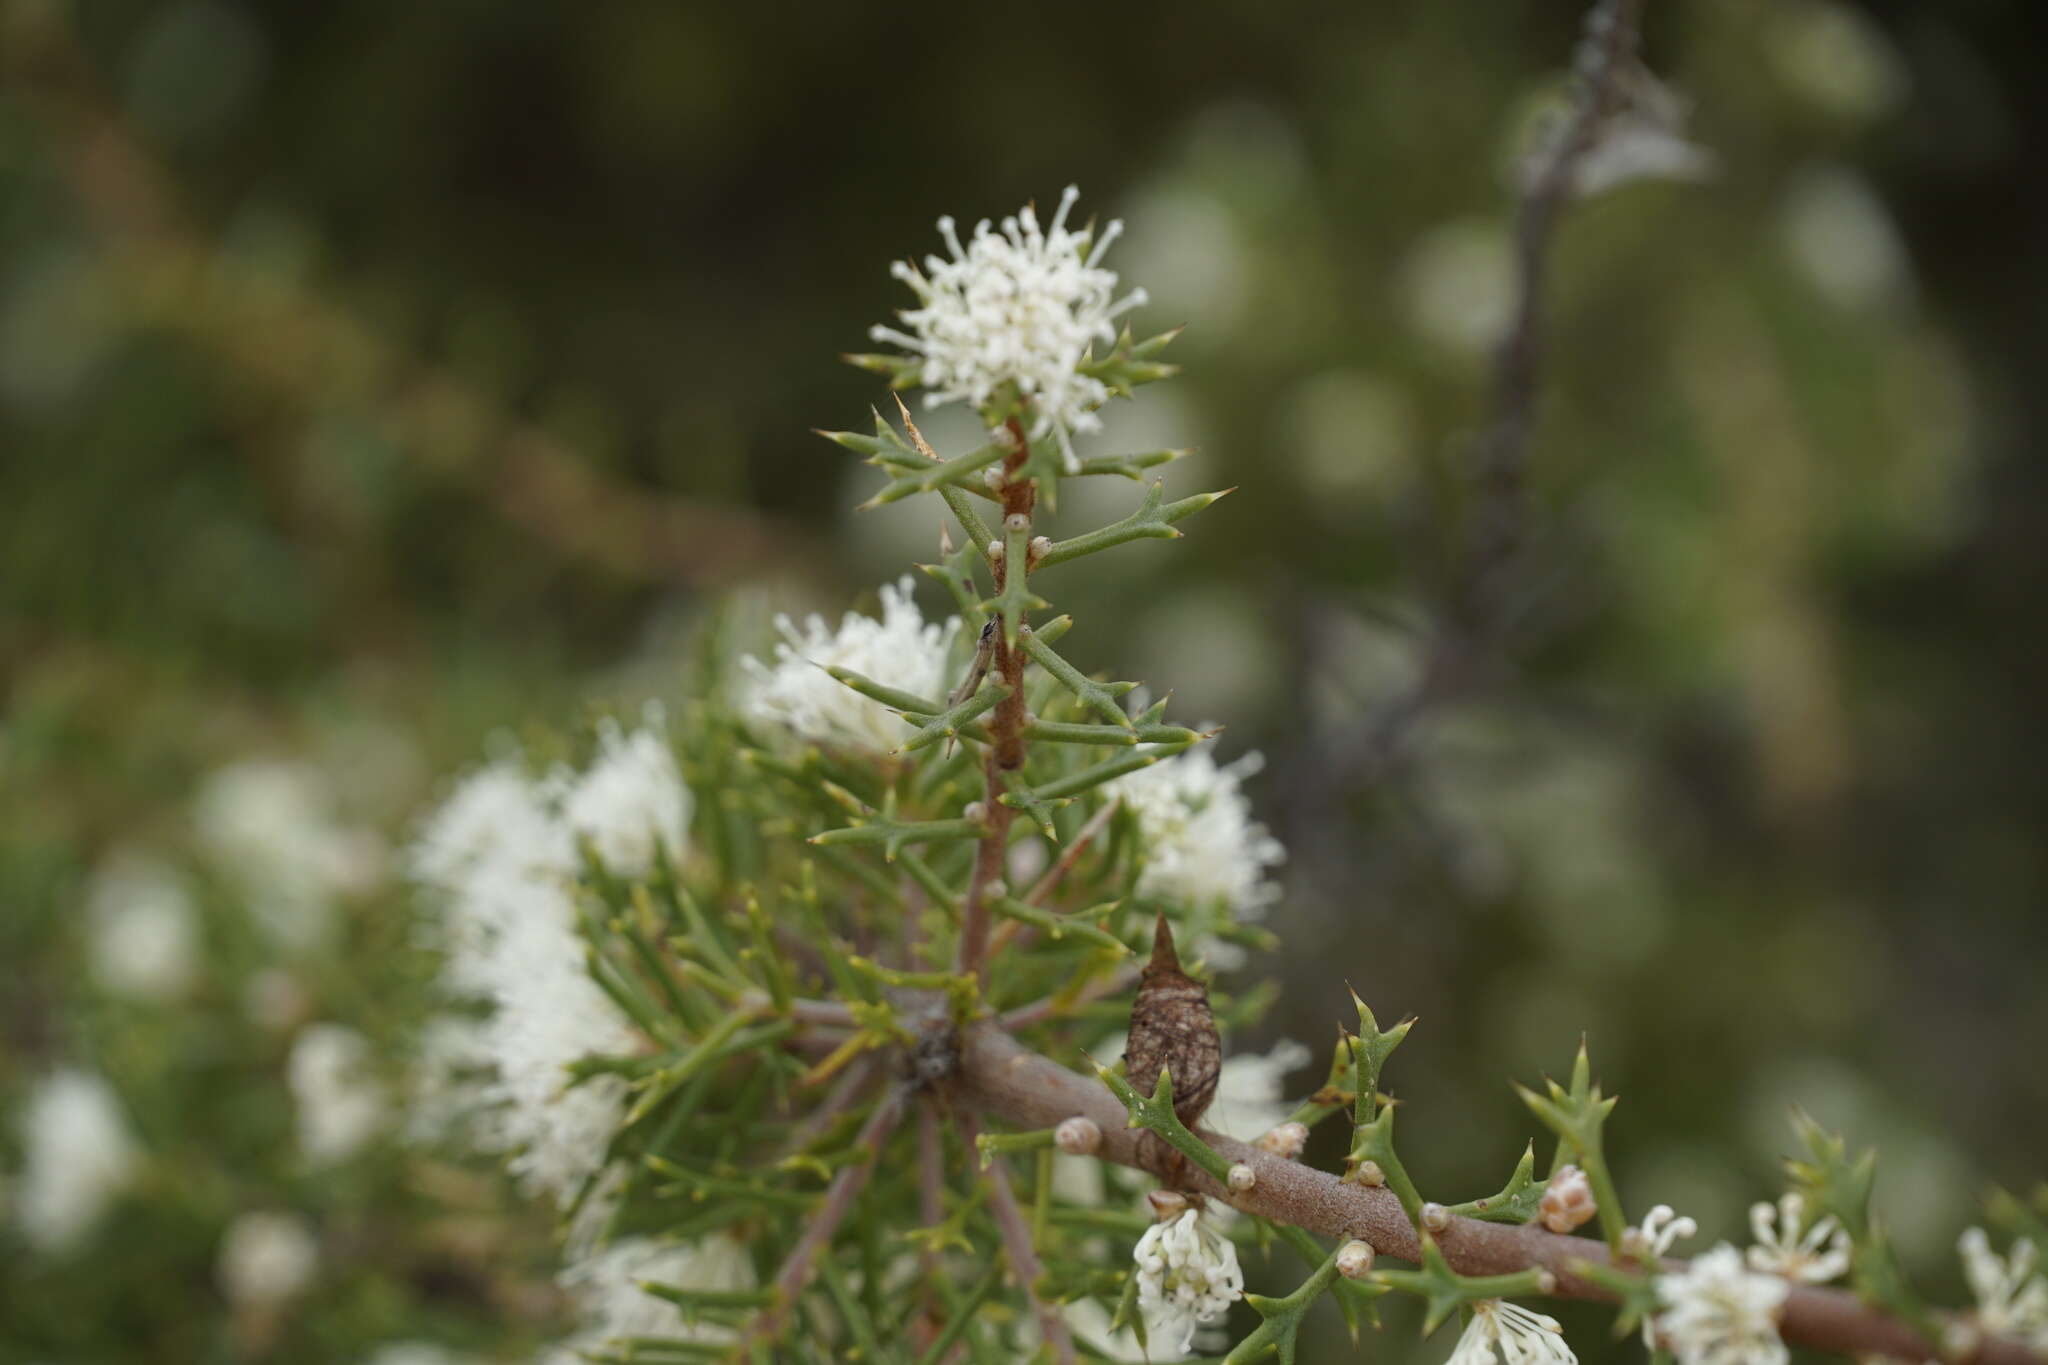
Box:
(3, 0), (2045, 1359)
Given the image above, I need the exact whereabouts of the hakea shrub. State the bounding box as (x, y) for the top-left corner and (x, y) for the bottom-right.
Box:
(401, 185), (2048, 1365)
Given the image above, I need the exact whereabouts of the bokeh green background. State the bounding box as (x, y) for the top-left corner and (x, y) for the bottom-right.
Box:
(4, 0), (2044, 1359)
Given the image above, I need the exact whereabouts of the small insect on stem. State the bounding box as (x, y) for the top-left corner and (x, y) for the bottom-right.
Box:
(945, 619), (998, 757)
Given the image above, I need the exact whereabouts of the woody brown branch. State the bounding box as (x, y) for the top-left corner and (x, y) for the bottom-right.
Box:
(949, 1024), (2046, 1365)
(955, 415), (1039, 983)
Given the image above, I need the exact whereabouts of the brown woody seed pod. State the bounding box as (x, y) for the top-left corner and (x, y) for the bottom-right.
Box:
(1124, 914), (1221, 1130)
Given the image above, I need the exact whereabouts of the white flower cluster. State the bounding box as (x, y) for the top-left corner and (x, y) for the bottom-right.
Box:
(1446, 1299), (1578, 1365)
(195, 759), (386, 950)
(1132, 1208), (1244, 1356)
(288, 1023), (389, 1166)
(741, 577), (959, 754)
(1106, 748), (1284, 964)
(1206, 1038), (1311, 1142)
(1745, 1192), (1850, 1284)
(1653, 1244), (1789, 1365)
(11, 1067), (139, 1255)
(87, 850), (199, 1001)
(543, 1235), (757, 1363)
(1959, 1227), (2048, 1349)
(871, 185), (1146, 468)
(409, 716), (688, 1205)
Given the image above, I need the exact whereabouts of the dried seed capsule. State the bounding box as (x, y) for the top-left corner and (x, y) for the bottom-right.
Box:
(1123, 915), (1220, 1130)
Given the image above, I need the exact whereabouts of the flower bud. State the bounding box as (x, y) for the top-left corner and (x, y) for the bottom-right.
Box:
(1028, 535), (1052, 566)
(1354, 1159), (1385, 1187)
(1147, 1189), (1189, 1222)
(983, 466), (1006, 491)
(1054, 1116), (1101, 1156)
(1257, 1121), (1309, 1160)
(1534, 1268), (1558, 1294)
(988, 540), (1005, 561)
(1227, 1163), (1257, 1193)
(1336, 1239), (1376, 1279)
(1422, 1202), (1450, 1232)
(963, 801), (987, 823)
(1004, 513), (1029, 533)
(1539, 1163), (1598, 1234)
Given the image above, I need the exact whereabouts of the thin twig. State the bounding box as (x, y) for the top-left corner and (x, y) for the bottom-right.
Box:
(951, 1024), (2042, 1365)
(1317, 0), (1646, 787)
(747, 1084), (910, 1348)
(956, 1111), (1075, 1365)
(1026, 798), (1121, 907)
(999, 962), (1141, 1033)
(776, 1055), (882, 1161)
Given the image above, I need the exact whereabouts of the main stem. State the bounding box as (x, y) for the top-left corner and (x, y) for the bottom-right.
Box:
(948, 1025), (2045, 1365)
(955, 415), (1037, 984)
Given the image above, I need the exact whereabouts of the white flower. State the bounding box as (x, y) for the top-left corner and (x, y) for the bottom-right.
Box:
(1746, 1192), (1851, 1284)
(217, 1210), (319, 1306)
(288, 1023), (388, 1165)
(1446, 1299), (1577, 1365)
(86, 851), (198, 1001)
(13, 1068), (139, 1254)
(561, 716), (690, 878)
(195, 759), (386, 950)
(1106, 749), (1284, 966)
(1653, 1243), (1790, 1365)
(871, 185), (1147, 469)
(1626, 1204), (1699, 1259)
(1209, 1039), (1310, 1141)
(1958, 1227), (2048, 1347)
(545, 1235), (757, 1361)
(741, 577), (959, 753)
(409, 759), (641, 1206)
(1132, 1208), (1244, 1356)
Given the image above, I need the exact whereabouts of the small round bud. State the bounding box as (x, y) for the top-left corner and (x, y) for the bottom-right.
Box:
(1004, 512), (1029, 534)
(1227, 1163), (1257, 1193)
(983, 466), (1006, 491)
(1147, 1190), (1189, 1222)
(992, 425), (1019, 450)
(1256, 1121), (1309, 1160)
(1028, 534), (1052, 564)
(1355, 1159), (1385, 1187)
(1336, 1239), (1376, 1280)
(1422, 1202), (1450, 1232)
(1533, 1268), (1558, 1294)
(963, 801), (987, 823)
(984, 879), (1006, 900)
(987, 540), (1005, 561)
(1539, 1163), (1598, 1234)
(1054, 1116), (1102, 1156)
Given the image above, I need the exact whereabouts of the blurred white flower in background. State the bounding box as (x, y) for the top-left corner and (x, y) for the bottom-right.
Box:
(1398, 219), (1514, 356)
(1780, 166), (1911, 313)
(871, 185), (1146, 469)
(741, 577), (959, 753)
(87, 850), (199, 1001)
(1208, 1039), (1311, 1142)
(217, 1209), (319, 1307)
(362, 1344), (472, 1365)
(561, 712), (691, 878)
(545, 1235), (758, 1362)
(1106, 747), (1284, 966)
(1745, 1192), (1850, 1284)
(1281, 369), (1419, 507)
(1653, 1243), (1789, 1365)
(14, 1068), (139, 1255)
(1762, 0), (1909, 122)
(195, 759), (386, 950)
(288, 1023), (389, 1166)
(1958, 1227), (2048, 1348)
